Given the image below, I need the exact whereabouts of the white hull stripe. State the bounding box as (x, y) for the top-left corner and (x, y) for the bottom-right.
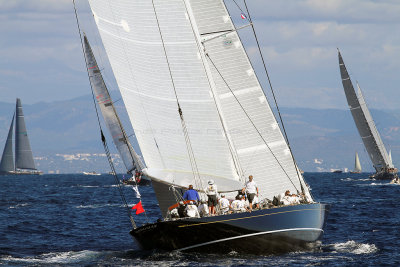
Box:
(176, 227), (323, 252)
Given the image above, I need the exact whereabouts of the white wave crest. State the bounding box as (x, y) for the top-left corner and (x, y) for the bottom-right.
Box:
(341, 178), (353, 181)
(8, 203), (28, 209)
(2, 250), (103, 264)
(75, 203), (123, 209)
(332, 240), (378, 254)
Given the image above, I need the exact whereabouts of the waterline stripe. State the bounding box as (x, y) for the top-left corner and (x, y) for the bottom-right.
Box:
(176, 228), (323, 252)
(178, 208), (323, 228)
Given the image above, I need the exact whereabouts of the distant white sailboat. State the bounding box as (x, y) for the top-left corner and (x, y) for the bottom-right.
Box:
(350, 152), (362, 173)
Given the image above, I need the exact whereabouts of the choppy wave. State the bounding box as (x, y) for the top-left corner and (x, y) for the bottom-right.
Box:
(328, 240), (378, 254)
(75, 203), (124, 209)
(8, 203), (29, 209)
(72, 185), (100, 188)
(1, 250), (105, 265)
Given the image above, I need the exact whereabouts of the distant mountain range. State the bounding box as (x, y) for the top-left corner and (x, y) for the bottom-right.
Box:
(0, 92), (399, 173)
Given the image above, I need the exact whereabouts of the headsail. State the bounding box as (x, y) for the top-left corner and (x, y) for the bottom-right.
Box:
(354, 152), (362, 173)
(338, 51), (392, 172)
(82, 34), (144, 173)
(0, 113), (15, 173)
(15, 98), (36, 170)
(87, 0), (312, 213)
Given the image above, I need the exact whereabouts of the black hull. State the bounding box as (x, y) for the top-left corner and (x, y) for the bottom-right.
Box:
(122, 178), (152, 186)
(370, 172), (398, 180)
(130, 203), (329, 254)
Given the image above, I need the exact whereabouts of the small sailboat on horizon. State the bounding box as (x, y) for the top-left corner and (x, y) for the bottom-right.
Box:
(0, 98), (42, 175)
(350, 152), (362, 173)
(338, 50), (397, 180)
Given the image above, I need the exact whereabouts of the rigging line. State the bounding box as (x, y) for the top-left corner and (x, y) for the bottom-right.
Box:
(105, 0), (167, 170)
(72, 0), (137, 228)
(181, 0), (244, 182)
(206, 55), (298, 191)
(151, 0), (203, 189)
(243, 0), (304, 193)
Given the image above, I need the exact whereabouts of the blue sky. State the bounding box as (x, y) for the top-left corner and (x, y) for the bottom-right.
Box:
(1, 0), (399, 110)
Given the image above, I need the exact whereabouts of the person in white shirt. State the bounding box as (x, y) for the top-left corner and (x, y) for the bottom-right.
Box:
(242, 175), (259, 211)
(197, 200), (209, 217)
(185, 201), (200, 218)
(231, 195), (247, 213)
(218, 194), (230, 214)
(205, 180), (218, 215)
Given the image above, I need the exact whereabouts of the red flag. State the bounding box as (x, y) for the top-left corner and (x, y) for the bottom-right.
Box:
(131, 201), (145, 215)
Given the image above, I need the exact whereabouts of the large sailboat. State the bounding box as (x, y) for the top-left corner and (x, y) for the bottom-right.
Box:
(338, 50), (397, 180)
(84, 0), (329, 254)
(81, 34), (150, 185)
(0, 99), (42, 175)
(350, 152), (362, 174)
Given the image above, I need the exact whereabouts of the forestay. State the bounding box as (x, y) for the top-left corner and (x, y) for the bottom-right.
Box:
(88, 0), (310, 200)
(83, 34), (144, 172)
(338, 52), (392, 171)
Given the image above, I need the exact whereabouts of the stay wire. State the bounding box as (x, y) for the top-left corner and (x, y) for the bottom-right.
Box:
(243, 0), (305, 194)
(151, 0), (204, 192)
(72, 0), (137, 228)
(181, 0), (244, 183)
(206, 54), (299, 192)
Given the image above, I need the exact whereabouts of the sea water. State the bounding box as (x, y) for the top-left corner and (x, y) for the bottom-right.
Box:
(1, 173), (399, 266)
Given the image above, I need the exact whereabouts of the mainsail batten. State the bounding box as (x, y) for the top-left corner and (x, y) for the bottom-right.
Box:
(338, 52), (392, 171)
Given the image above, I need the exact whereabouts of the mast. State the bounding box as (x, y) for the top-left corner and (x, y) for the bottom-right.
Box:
(0, 113), (15, 173)
(82, 34), (144, 173)
(338, 51), (392, 172)
(15, 98), (36, 170)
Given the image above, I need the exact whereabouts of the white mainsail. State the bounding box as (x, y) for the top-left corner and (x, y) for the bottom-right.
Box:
(87, 0), (310, 201)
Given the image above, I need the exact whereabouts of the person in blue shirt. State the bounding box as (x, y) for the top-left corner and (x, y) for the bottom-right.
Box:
(183, 185), (200, 204)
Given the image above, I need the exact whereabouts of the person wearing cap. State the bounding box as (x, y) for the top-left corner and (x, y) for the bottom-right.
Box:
(183, 184), (200, 204)
(242, 175), (259, 211)
(205, 179), (218, 215)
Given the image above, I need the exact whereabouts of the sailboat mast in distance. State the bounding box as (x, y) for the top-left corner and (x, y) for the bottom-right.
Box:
(338, 50), (397, 180)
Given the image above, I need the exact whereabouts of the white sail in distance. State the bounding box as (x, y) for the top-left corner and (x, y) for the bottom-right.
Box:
(82, 34), (144, 173)
(354, 152), (362, 173)
(87, 0), (310, 200)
